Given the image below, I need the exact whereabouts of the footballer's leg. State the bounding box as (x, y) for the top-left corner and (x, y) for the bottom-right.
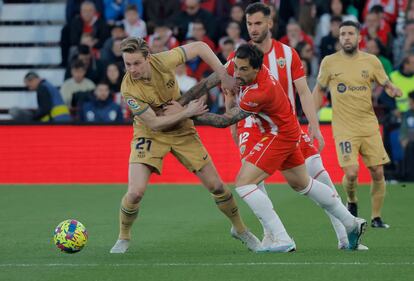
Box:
(368, 165), (389, 228)
(236, 161), (295, 252)
(196, 162), (262, 252)
(283, 163), (367, 250)
(110, 163), (151, 254)
(342, 166), (359, 217)
(305, 154), (349, 249)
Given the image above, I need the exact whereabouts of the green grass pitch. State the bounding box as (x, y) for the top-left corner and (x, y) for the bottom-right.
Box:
(0, 183), (413, 281)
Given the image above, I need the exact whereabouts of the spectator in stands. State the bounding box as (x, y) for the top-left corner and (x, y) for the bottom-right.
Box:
(101, 23), (126, 62)
(143, 0), (180, 31)
(298, 0), (317, 37)
(66, 44), (105, 84)
(61, 59), (96, 109)
(146, 22), (179, 51)
(315, 0), (358, 46)
(366, 38), (393, 75)
(103, 0), (143, 24)
(319, 15), (341, 61)
(188, 20), (216, 51)
(175, 63), (197, 94)
(80, 81), (123, 122)
(173, 0), (217, 42)
(295, 41), (317, 89)
(217, 38), (235, 64)
(149, 36), (168, 54)
(362, 0), (398, 27)
(225, 4), (249, 40)
(280, 20), (314, 49)
(390, 54), (414, 113)
(10, 72), (71, 123)
(104, 63), (123, 93)
(394, 20), (414, 66)
(66, 0), (104, 23)
(69, 1), (110, 50)
(360, 9), (392, 56)
(122, 4), (147, 38)
(218, 21), (246, 49)
(101, 38), (124, 67)
(400, 91), (414, 180)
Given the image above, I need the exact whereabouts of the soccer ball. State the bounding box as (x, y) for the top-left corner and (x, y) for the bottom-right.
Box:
(53, 219), (88, 253)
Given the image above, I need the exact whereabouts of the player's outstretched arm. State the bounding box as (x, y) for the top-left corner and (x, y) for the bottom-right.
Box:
(177, 72), (220, 106)
(180, 41), (237, 92)
(312, 83), (325, 111)
(193, 106), (250, 128)
(295, 78), (325, 151)
(137, 99), (208, 131)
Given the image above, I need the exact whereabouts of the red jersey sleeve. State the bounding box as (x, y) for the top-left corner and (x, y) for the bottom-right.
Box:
(239, 88), (265, 114)
(225, 51), (236, 76)
(291, 48), (306, 81)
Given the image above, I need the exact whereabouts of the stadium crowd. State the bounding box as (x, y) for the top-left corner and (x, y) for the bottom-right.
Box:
(9, 0), (414, 180)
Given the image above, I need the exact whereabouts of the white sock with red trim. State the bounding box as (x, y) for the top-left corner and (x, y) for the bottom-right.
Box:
(236, 184), (291, 241)
(298, 178), (356, 232)
(305, 155), (348, 245)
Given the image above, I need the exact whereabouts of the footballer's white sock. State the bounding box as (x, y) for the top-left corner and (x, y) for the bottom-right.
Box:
(306, 155), (348, 245)
(256, 181), (271, 237)
(236, 184), (291, 241)
(257, 181), (268, 196)
(298, 178), (356, 233)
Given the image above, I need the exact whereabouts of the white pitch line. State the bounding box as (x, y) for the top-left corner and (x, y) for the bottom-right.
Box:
(1, 262), (414, 267)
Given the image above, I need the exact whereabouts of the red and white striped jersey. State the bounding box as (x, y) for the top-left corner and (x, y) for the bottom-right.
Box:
(227, 63), (300, 141)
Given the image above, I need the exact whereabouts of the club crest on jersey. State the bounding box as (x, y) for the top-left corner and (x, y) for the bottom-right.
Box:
(240, 145), (246, 155)
(277, 57), (286, 68)
(361, 70), (369, 79)
(127, 98), (140, 110)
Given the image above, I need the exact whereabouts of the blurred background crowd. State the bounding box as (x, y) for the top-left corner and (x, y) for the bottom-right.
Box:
(1, 0), (413, 180)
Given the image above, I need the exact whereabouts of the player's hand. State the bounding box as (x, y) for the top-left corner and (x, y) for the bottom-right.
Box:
(309, 125), (325, 152)
(184, 99), (208, 117)
(219, 72), (238, 93)
(163, 100), (184, 115)
(390, 87), (403, 98)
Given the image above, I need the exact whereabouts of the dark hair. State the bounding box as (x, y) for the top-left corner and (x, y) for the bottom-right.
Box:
(24, 71), (39, 81)
(235, 44), (263, 69)
(78, 44), (90, 55)
(295, 41), (311, 58)
(71, 59), (86, 70)
(245, 2), (271, 17)
(409, 91), (414, 100)
(369, 5), (384, 14)
(222, 38), (235, 45)
(125, 4), (138, 13)
(339, 20), (360, 31)
(96, 80), (110, 88)
(367, 38), (387, 57)
(330, 15), (342, 23)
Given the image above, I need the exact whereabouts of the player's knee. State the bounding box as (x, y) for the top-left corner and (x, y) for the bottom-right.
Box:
(369, 167), (384, 181)
(345, 171), (358, 182)
(126, 190), (145, 204)
(209, 181), (225, 194)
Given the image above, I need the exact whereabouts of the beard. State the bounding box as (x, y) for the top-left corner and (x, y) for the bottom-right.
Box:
(342, 44), (358, 54)
(251, 30), (268, 44)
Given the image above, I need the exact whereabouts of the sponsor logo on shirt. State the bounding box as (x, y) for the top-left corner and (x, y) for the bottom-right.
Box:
(336, 83), (368, 93)
(337, 83), (347, 93)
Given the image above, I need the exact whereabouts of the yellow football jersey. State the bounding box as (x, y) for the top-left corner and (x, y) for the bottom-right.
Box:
(121, 47), (195, 137)
(317, 51), (389, 137)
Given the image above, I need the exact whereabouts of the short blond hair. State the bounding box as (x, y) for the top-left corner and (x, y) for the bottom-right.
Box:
(120, 37), (149, 58)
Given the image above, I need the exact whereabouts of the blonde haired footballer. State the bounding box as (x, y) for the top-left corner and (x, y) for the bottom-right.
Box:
(313, 21), (402, 228)
(110, 37), (261, 253)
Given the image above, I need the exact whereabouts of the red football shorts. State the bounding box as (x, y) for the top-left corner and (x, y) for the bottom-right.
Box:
(299, 131), (318, 159)
(244, 134), (304, 175)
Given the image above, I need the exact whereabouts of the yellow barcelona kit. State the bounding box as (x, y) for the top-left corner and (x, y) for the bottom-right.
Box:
(317, 51), (390, 167)
(121, 47), (210, 174)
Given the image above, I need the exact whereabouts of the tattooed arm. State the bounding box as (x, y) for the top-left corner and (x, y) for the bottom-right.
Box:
(177, 72), (220, 106)
(193, 95), (250, 128)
